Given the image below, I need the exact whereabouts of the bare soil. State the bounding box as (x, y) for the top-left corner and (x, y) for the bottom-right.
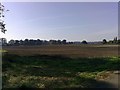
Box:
(3, 44), (118, 58)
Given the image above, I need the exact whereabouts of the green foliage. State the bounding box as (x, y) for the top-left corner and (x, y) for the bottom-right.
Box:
(2, 54), (120, 88)
(81, 40), (87, 44)
(103, 39), (107, 44)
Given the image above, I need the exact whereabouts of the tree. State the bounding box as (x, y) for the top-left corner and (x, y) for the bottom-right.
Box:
(62, 39), (67, 44)
(118, 39), (120, 44)
(103, 39), (107, 44)
(19, 40), (24, 45)
(81, 40), (87, 44)
(108, 40), (113, 44)
(8, 39), (15, 45)
(57, 40), (61, 44)
(14, 40), (19, 45)
(0, 3), (9, 34)
(36, 39), (40, 45)
(113, 37), (118, 44)
(24, 39), (29, 45)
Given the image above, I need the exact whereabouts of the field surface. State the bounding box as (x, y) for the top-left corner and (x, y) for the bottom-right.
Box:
(2, 45), (120, 88)
(3, 44), (119, 57)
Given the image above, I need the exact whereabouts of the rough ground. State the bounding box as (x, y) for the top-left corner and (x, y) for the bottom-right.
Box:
(98, 71), (119, 88)
(2, 45), (119, 88)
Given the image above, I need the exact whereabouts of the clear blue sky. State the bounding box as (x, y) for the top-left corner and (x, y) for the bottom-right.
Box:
(1, 2), (118, 42)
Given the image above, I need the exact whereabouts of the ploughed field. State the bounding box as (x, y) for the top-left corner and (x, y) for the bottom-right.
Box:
(2, 44), (120, 88)
(3, 44), (119, 57)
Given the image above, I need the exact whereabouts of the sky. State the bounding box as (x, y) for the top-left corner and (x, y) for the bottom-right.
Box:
(0, 2), (118, 42)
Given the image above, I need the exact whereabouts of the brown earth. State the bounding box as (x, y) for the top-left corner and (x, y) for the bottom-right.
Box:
(2, 44), (119, 58)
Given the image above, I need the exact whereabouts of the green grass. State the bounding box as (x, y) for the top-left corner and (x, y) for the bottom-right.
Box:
(2, 54), (120, 88)
(0, 49), (8, 53)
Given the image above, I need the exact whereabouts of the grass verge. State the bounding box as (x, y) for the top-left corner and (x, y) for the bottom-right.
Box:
(2, 54), (120, 88)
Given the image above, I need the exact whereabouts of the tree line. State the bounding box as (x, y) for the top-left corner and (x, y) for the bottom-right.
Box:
(7, 39), (71, 46)
(1, 39), (88, 46)
(103, 37), (120, 44)
(1, 37), (120, 46)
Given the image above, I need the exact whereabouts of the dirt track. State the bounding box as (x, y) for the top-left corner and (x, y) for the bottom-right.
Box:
(97, 72), (119, 88)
